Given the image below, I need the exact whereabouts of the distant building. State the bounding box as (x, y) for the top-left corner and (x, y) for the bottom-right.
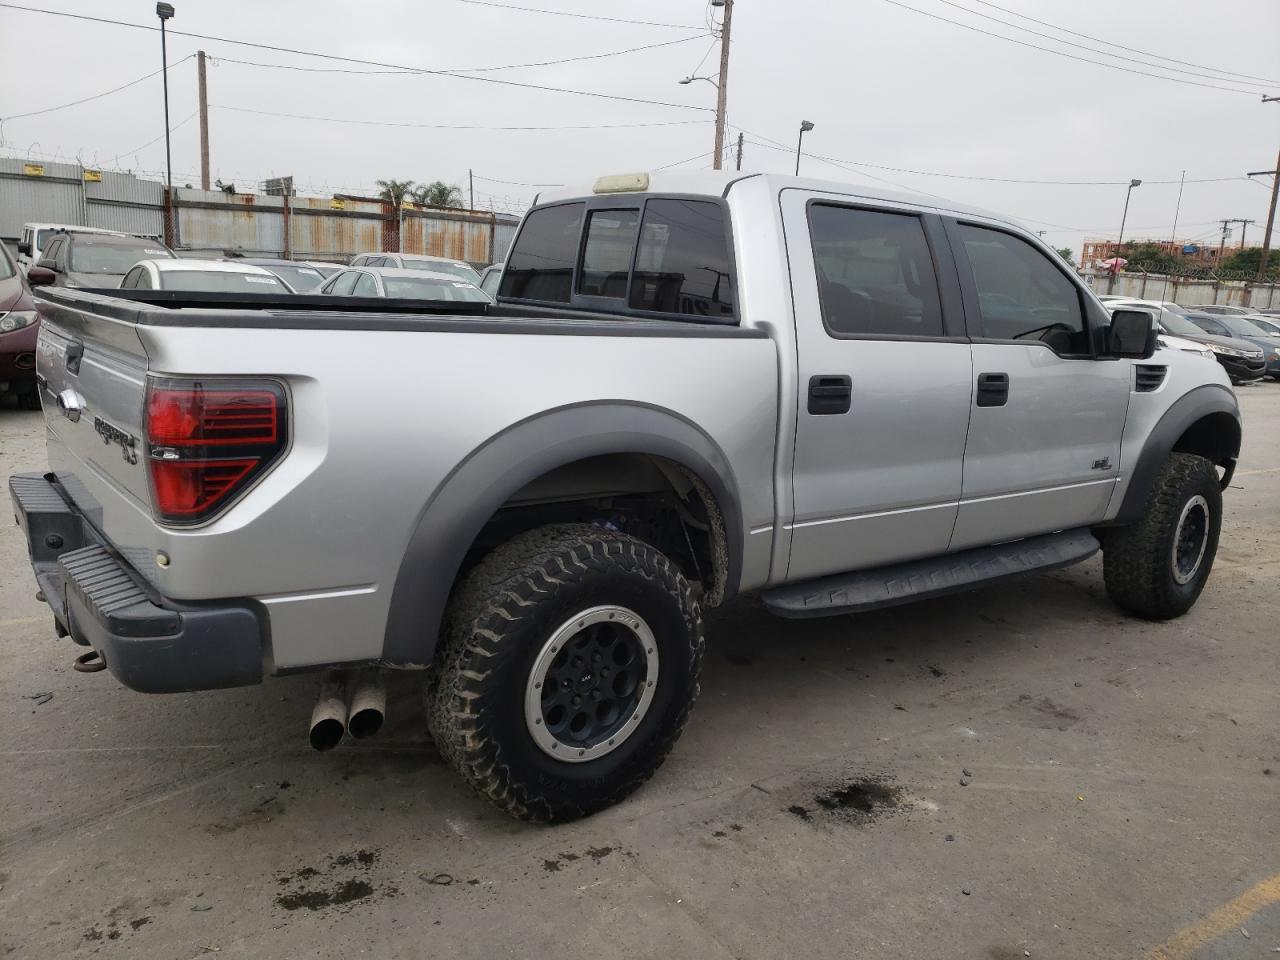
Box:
(1080, 238), (1221, 270)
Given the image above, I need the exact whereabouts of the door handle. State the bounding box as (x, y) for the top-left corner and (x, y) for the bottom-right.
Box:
(976, 372), (1009, 407)
(808, 375), (852, 415)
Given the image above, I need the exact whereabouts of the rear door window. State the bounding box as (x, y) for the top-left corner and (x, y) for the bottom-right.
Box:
(500, 202), (584, 303)
(957, 224), (1088, 355)
(330, 271), (359, 296)
(629, 199), (734, 319)
(808, 205), (944, 337)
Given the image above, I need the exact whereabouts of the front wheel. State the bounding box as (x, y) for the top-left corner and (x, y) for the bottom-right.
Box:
(426, 524), (704, 822)
(1101, 453), (1222, 620)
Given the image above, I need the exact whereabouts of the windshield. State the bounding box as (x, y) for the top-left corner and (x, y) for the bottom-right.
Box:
(159, 270), (290, 292)
(1158, 311), (1206, 336)
(264, 264), (326, 291)
(70, 241), (173, 275)
(1216, 315), (1269, 337)
(383, 277), (490, 301)
(36, 229), (57, 252)
(403, 259), (481, 284)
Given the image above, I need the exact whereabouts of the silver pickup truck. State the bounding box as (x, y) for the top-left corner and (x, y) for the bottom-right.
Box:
(11, 171), (1241, 822)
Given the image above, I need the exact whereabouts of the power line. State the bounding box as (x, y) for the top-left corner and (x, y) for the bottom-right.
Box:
(931, 0), (1275, 90)
(2, 54), (193, 120)
(211, 103), (711, 133)
(0, 4), (714, 114)
(878, 0), (1271, 96)
(965, 0), (1280, 86)
(110, 111), (198, 164)
(213, 36), (705, 77)
(474, 174), (564, 187)
(653, 150), (716, 171)
(451, 0), (704, 30)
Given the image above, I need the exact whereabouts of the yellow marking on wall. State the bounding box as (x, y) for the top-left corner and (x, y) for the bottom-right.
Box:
(1142, 872), (1280, 960)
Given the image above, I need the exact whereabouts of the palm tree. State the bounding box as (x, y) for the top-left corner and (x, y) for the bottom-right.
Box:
(375, 178), (415, 206)
(412, 181), (465, 208)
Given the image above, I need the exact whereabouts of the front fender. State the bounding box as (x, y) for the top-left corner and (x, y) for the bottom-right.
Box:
(381, 401), (744, 666)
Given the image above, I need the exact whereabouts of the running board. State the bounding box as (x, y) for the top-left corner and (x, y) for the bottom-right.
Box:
(762, 528), (1100, 619)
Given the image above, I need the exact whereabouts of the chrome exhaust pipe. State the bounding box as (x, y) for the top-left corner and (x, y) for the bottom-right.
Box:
(309, 673), (349, 751)
(346, 669), (386, 740)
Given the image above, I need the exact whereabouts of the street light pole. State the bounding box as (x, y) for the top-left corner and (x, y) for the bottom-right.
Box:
(795, 121), (815, 175)
(1109, 177), (1141, 294)
(1256, 95), (1280, 284)
(711, 0), (733, 171)
(156, 3), (175, 192)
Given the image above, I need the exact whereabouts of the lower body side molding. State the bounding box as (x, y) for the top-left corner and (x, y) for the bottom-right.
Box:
(763, 528), (1100, 619)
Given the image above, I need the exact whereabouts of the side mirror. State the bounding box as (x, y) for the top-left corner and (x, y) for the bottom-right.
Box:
(1108, 309), (1157, 359)
(27, 266), (56, 287)
(17, 241), (31, 256)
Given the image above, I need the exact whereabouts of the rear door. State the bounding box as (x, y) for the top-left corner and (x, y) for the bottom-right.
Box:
(783, 191), (973, 581)
(945, 219), (1130, 549)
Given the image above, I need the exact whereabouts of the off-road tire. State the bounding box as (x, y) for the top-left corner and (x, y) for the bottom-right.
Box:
(426, 523), (704, 823)
(1101, 453), (1221, 620)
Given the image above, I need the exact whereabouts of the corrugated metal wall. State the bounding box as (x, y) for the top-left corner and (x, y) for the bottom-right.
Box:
(0, 161), (521, 264)
(0, 159), (84, 242)
(85, 171), (164, 238)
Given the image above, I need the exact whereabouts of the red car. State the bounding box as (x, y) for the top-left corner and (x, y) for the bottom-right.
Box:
(0, 243), (39, 409)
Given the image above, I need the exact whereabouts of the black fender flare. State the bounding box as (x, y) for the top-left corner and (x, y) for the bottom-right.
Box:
(1112, 384), (1241, 525)
(381, 401), (744, 666)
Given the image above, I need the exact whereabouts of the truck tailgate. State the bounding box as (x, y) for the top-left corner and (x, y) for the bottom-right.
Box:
(34, 294), (152, 525)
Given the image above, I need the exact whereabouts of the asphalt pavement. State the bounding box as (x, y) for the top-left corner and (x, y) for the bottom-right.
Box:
(1, 386), (1277, 960)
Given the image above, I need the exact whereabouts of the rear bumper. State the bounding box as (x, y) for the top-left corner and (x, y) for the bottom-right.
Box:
(9, 472), (265, 693)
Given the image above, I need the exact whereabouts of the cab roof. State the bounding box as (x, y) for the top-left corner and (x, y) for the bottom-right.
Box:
(533, 171), (1012, 228)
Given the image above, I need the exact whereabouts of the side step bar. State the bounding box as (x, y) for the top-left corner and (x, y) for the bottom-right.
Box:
(762, 528), (1100, 619)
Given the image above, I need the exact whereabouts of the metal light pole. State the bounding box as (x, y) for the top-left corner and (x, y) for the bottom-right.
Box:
(1109, 177), (1141, 293)
(156, 3), (175, 192)
(795, 121), (814, 176)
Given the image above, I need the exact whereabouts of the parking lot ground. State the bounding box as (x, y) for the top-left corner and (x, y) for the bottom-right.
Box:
(1, 385), (1277, 960)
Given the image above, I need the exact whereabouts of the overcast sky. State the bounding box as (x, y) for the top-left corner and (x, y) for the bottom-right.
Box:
(1, 0), (1277, 257)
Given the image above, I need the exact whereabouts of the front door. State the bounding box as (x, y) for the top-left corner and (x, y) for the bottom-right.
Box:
(783, 191), (974, 581)
(944, 220), (1131, 550)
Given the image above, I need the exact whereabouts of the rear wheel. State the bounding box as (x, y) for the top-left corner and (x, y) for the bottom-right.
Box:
(426, 523), (703, 822)
(1101, 453), (1221, 620)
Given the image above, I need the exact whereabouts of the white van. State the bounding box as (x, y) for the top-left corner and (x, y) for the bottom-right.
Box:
(17, 223), (125, 270)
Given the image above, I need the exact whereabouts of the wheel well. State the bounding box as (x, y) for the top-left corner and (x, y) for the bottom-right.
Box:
(1171, 412), (1240, 467)
(463, 454), (731, 607)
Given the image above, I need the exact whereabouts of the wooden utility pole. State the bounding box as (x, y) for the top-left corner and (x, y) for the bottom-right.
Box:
(1256, 146), (1280, 282)
(469, 169), (474, 211)
(1217, 220), (1231, 263)
(1237, 219), (1256, 249)
(735, 132), (743, 171)
(712, 0), (733, 171)
(197, 50), (210, 191)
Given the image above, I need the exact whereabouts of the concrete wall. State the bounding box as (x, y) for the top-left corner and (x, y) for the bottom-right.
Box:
(1082, 271), (1280, 310)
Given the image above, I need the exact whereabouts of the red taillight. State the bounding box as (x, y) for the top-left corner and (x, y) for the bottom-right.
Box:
(145, 379), (287, 524)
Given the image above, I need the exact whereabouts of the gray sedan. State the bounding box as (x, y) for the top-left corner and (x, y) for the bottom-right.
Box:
(318, 266), (492, 302)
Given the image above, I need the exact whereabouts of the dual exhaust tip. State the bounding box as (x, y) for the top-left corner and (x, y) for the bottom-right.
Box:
(309, 669), (386, 751)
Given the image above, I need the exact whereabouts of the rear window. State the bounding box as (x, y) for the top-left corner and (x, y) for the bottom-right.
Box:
(265, 264), (324, 291)
(71, 240), (173, 275)
(578, 209), (639, 298)
(500, 203), (585, 303)
(629, 199), (734, 319)
(159, 270), (289, 292)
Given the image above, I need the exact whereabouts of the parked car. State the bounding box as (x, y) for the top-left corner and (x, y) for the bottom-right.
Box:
(16, 222), (126, 271)
(479, 262), (504, 299)
(1107, 299), (1267, 383)
(27, 233), (175, 289)
(1190, 304), (1253, 316)
(117, 259), (296, 293)
(1186, 312), (1280, 380)
(236, 258), (329, 292)
(1256, 308), (1280, 318)
(0, 241), (39, 409)
(12, 171), (1240, 823)
(349, 252), (482, 285)
(319, 266), (490, 302)
(302, 261), (343, 279)
(1248, 316), (1280, 336)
